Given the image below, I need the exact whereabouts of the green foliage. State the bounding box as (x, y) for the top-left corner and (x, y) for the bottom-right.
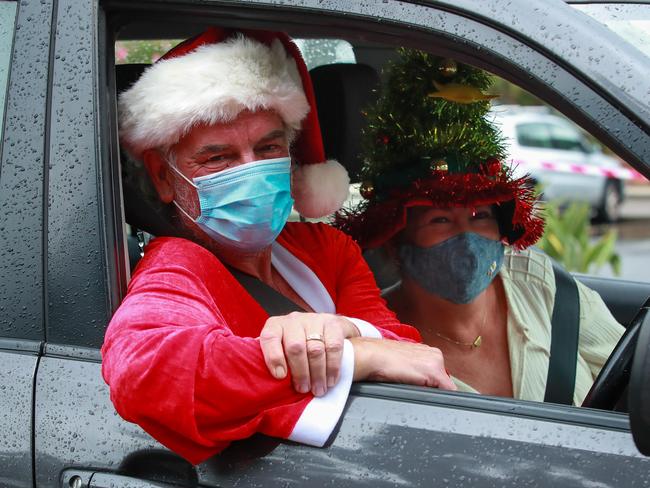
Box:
(537, 200), (621, 275)
(115, 40), (181, 65)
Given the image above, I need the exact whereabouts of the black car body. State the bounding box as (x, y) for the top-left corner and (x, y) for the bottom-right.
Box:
(1, 0), (650, 486)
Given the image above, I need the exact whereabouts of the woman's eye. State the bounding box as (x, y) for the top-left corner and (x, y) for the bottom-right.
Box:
(430, 216), (451, 224)
(472, 210), (494, 220)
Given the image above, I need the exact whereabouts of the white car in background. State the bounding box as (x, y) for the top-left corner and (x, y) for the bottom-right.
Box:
(491, 105), (635, 221)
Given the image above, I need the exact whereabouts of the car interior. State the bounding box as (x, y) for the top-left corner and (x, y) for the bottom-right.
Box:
(111, 16), (650, 415)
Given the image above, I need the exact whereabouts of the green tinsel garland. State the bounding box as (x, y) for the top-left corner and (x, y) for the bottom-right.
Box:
(360, 49), (507, 201)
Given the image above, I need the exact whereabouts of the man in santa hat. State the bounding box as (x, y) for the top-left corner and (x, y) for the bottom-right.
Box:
(101, 28), (455, 465)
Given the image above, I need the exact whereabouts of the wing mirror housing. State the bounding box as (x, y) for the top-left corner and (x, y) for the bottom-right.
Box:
(629, 300), (650, 456)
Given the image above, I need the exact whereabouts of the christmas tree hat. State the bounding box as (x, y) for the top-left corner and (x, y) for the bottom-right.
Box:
(335, 49), (544, 250)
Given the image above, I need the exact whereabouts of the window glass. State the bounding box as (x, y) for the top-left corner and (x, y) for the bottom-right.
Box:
(516, 123), (553, 148)
(114, 38), (356, 71)
(293, 39), (355, 70)
(573, 4), (650, 59)
(0, 1), (16, 139)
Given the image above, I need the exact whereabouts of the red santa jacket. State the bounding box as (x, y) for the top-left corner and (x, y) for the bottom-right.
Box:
(101, 222), (421, 464)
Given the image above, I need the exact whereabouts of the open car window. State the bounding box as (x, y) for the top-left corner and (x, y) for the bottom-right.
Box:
(119, 36), (646, 284)
(113, 28), (645, 406)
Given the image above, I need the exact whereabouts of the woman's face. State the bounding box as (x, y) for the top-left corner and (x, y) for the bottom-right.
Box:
(403, 205), (501, 247)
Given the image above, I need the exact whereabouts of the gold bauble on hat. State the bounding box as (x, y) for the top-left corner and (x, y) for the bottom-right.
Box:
(438, 59), (458, 77)
(360, 181), (375, 200)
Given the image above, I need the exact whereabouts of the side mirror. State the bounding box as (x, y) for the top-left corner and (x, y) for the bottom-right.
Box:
(629, 303), (650, 455)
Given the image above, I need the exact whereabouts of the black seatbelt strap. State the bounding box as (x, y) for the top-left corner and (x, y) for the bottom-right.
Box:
(226, 266), (305, 316)
(544, 260), (581, 405)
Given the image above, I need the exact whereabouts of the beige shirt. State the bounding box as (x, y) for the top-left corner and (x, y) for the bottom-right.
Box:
(452, 248), (625, 405)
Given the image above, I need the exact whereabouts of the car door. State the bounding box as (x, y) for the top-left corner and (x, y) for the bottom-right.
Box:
(31, 1), (650, 487)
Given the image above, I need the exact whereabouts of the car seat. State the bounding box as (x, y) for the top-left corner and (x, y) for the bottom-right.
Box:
(309, 63), (379, 183)
(116, 63), (185, 270)
(310, 63), (400, 289)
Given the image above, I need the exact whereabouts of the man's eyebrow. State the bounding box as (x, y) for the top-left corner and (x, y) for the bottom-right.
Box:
(257, 129), (286, 143)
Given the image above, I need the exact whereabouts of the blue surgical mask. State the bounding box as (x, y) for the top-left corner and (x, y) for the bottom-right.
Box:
(398, 232), (505, 304)
(171, 157), (294, 252)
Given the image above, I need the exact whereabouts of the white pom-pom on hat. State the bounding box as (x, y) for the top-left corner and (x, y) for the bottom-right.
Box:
(118, 27), (350, 219)
(292, 160), (350, 218)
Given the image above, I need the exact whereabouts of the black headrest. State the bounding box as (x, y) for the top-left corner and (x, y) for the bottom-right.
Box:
(115, 63), (150, 94)
(310, 63), (380, 183)
(115, 63), (184, 238)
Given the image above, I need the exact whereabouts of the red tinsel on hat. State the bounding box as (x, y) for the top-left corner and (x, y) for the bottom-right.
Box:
(335, 162), (545, 250)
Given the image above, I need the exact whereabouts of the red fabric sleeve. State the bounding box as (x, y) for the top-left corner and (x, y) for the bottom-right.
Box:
(278, 223), (422, 342)
(101, 238), (311, 465)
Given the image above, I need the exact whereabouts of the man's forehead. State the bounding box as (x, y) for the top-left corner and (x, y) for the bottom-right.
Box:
(174, 112), (287, 152)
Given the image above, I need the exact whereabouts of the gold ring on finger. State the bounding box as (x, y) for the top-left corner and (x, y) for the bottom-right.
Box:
(306, 333), (325, 343)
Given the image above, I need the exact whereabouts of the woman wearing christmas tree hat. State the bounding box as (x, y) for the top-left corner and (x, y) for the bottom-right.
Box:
(336, 49), (624, 404)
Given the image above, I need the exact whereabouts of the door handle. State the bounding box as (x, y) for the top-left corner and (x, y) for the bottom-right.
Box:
(62, 470), (180, 488)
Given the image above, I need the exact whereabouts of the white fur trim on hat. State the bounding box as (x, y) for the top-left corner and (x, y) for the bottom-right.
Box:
(118, 36), (310, 159)
(292, 160), (350, 218)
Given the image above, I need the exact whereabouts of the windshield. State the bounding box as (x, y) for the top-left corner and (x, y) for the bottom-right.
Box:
(572, 3), (650, 58)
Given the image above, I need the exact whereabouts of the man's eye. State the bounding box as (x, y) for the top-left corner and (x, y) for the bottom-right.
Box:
(207, 154), (227, 162)
(259, 144), (280, 152)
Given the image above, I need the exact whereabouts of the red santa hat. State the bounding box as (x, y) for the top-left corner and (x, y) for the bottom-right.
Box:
(118, 27), (349, 218)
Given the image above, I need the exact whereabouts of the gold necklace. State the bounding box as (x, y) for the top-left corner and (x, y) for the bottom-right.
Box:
(434, 302), (489, 349)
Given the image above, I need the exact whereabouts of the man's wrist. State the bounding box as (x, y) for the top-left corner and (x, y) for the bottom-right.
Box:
(335, 314), (361, 338)
(350, 336), (376, 381)
(346, 319), (361, 338)
(341, 316), (382, 339)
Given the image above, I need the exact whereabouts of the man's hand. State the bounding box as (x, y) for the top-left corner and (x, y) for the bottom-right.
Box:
(351, 337), (457, 391)
(260, 312), (360, 397)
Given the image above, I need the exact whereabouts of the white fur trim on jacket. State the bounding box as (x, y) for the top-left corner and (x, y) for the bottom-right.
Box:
(292, 160), (350, 218)
(118, 36), (310, 159)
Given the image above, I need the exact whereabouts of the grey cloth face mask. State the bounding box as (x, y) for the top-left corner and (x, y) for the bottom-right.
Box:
(398, 232), (505, 304)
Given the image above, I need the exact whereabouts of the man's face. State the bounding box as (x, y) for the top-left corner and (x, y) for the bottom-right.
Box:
(171, 109), (289, 180)
(147, 109), (290, 222)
